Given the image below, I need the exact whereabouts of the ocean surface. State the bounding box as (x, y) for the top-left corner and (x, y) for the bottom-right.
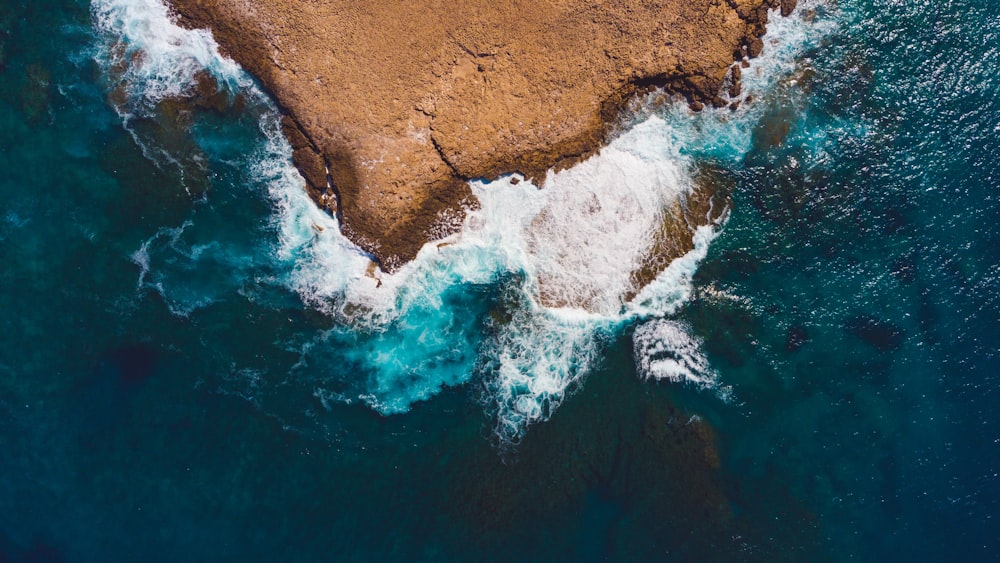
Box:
(1, 0), (998, 559)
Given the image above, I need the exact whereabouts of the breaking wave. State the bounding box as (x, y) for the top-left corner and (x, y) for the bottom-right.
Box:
(92, 0), (835, 442)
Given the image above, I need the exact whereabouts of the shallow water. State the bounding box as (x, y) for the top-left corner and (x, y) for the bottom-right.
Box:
(0, 0), (998, 559)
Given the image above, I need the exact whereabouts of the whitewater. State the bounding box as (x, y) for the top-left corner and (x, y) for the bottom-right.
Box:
(92, 0), (835, 442)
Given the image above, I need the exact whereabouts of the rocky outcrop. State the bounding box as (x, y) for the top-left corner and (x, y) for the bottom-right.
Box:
(166, 0), (785, 271)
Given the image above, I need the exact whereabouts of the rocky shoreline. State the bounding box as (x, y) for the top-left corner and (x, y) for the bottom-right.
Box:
(166, 0), (793, 272)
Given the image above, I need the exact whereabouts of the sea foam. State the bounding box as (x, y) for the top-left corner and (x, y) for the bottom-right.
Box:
(92, 0), (835, 442)
(92, 0), (247, 108)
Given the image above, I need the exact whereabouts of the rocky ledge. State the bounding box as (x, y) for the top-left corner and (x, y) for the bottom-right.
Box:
(167, 0), (793, 271)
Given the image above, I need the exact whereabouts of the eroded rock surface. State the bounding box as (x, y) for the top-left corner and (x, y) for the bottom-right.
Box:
(167, 0), (787, 270)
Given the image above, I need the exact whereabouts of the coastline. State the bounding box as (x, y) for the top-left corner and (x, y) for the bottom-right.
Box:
(163, 0), (792, 271)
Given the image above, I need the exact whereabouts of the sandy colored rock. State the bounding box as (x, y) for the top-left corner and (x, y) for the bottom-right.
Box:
(167, 0), (779, 270)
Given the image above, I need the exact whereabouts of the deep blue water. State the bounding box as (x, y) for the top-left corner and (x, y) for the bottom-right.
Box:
(1, 0), (998, 560)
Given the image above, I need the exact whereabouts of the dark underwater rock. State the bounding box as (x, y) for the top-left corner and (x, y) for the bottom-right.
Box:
(785, 324), (809, 352)
(845, 315), (904, 351)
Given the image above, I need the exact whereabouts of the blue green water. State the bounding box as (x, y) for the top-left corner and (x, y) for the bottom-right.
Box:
(1, 0), (998, 560)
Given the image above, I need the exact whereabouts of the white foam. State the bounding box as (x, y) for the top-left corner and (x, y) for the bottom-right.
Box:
(744, 0), (840, 95)
(92, 0), (248, 110)
(633, 319), (716, 387)
(93, 0), (837, 442)
(254, 111), (376, 313)
(520, 117), (692, 316)
(628, 224), (719, 318)
(484, 306), (609, 443)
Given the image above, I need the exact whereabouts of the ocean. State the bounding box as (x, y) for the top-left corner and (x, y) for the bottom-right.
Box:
(0, 0), (997, 559)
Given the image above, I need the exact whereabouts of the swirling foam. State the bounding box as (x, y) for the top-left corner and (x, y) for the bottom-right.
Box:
(92, 0), (835, 441)
(92, 0), (247, 109)
(633, 319), (716, 387)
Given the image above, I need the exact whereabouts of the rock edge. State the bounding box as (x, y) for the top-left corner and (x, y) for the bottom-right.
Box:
(166, 0), (793, 271)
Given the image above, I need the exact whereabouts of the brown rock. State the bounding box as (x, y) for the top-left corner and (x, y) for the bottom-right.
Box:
(781, 0), (798, 17)
(166, 0), (778, 271)
(729, 76), (743, 99)
(624, 163), (734, 303)
(281, 116), (335, 213)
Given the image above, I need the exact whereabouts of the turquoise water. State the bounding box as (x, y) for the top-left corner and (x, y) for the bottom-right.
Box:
(1, 0), (998, 560)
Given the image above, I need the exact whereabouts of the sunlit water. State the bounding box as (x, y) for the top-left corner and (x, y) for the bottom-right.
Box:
(0, 0), (997, 559)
